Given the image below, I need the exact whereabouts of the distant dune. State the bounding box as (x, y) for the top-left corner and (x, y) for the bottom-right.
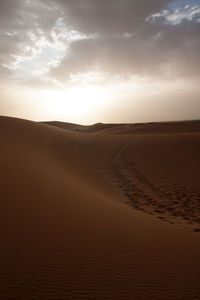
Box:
(44, 119), (200, 134)
(1, 116), (200, 299)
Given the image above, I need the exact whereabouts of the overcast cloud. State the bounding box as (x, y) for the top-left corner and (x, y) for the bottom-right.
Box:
(0, 0), (199, 83)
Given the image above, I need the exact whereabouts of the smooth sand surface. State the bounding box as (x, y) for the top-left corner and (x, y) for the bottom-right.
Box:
(1, 116), (200, 299)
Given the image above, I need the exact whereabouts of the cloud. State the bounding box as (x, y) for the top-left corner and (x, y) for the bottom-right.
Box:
(0, 0), (199, 86)
(55, 0), (169, 34)
(48, 0), (200, 83)
(0, 0), (62, 79)
(51, 24), (200, 83)
(147, 4), (200, 25)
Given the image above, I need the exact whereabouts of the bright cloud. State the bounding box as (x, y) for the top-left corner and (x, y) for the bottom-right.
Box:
(147, 3), (200, 25)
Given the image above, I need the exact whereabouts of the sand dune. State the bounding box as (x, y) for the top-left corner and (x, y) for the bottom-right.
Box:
(44, 119), (200, 134)
(1, 116), (200, 299)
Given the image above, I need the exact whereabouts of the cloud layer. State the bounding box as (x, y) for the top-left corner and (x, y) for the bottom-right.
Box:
(0, 0), (199, 85)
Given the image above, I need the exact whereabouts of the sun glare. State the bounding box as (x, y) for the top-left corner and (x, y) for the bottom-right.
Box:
(40, 85), (107, 121)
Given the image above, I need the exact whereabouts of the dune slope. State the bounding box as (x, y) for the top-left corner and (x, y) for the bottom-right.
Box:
(0, 116), (200, 299)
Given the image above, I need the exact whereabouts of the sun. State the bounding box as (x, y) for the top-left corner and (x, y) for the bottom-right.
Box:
(40, 85), (107, 122)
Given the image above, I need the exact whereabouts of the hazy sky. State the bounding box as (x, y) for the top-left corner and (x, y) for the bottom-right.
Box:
(0, 0), (200, 124)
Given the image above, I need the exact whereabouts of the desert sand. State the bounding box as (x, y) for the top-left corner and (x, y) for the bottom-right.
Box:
(0, 116), (200, 299)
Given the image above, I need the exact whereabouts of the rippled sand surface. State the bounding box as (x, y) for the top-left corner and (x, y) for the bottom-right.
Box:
(1, 116), (200, 299)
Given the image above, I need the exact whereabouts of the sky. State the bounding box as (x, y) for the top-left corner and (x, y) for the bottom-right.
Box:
(0, 0), (200, 124)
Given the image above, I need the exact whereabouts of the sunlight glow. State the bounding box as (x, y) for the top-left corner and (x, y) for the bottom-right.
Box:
(40, 85), (108, 120)
(1, 77), (199, 124)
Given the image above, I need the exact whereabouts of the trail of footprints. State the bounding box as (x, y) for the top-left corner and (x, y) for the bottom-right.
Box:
(111, 147), (200, 232)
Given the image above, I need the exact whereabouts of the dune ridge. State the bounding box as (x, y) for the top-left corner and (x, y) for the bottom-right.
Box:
(44, 119), (200, 134)
(1, 116), (200, 299)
